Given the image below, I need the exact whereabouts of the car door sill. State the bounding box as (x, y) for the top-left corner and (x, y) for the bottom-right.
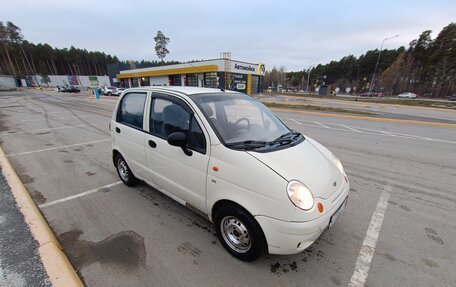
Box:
(144, 180), (187, 206)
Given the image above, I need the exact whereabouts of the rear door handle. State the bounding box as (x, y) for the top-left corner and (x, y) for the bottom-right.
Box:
(148, 140), (157, 148)
(115, 127), (121, 133)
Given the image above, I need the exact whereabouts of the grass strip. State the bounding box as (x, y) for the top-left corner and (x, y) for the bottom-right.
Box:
(264, 102), (378, 116)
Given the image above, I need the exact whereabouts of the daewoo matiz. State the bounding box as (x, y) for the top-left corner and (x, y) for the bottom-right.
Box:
(111, 86), (349, 261)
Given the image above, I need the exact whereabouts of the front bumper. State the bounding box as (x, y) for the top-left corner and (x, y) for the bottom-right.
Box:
(255, 182), (349, 255)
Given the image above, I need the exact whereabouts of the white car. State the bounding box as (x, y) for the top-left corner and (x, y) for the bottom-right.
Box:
(101, 86), (118, 96)
(397, 92), (417, 99)
(113, 88), (126, 96)
(111, 86), (349, 261)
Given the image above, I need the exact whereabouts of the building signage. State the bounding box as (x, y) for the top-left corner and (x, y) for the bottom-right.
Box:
(230, 61), (265, 75)
(89, 76), (99, 85)
(234, 63), (255, 72)
(67, 75), (79, 85)
(258, 64), (265, 75)
(232, 74), (247, 92)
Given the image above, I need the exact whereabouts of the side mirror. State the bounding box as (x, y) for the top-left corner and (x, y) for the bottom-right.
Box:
(167, 132), (192, 156)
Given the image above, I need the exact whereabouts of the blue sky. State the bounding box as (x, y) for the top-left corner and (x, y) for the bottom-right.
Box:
(2, 0), (455, 71)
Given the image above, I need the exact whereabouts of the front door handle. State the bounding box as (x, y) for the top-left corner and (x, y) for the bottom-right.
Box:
(148, 140), (157, 148)
(115, 127), (121, 133)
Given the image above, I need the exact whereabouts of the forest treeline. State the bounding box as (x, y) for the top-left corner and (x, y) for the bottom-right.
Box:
(0, 21), (179, 77)
(265, 23), (456, 97)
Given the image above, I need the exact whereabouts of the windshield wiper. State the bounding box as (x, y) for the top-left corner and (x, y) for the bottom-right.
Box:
(225, 140), (268, 150)
(270, 131), (301, 145)
(225, 132), (302, 151)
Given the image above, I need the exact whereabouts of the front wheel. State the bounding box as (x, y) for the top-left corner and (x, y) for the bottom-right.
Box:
(115, 154), (137, 186)
(214, 205), (265, 261)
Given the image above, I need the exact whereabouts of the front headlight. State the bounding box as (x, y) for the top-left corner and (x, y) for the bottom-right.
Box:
(334, 157), (344, 174)
(287, 180), (314, 210)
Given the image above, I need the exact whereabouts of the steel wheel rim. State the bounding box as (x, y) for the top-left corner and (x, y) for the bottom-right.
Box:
(117, 159), (129, 181)
(220, 216), (251, 253)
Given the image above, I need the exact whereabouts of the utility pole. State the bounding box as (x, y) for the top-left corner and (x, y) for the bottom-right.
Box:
(368, 34), (399, 94)
(306, 65), (314, 94)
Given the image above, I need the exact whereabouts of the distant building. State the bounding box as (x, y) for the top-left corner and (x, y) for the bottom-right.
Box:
(107, 62), (130, 86)
(116, 59), (265, 95)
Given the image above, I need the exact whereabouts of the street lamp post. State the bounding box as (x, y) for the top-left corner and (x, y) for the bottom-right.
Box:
(306, 65), (314, 94)
(368, 34), (399, 94)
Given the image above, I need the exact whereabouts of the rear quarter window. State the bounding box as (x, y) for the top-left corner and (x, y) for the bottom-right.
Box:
(117, 92), (147, 129)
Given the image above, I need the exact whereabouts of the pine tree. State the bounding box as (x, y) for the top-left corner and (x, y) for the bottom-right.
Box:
(154, 31), (170, 64)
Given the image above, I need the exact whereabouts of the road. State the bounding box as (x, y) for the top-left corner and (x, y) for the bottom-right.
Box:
(256, 93), (456, 124)
(335, 93), (455, 103)
(0, 90), (455, 287)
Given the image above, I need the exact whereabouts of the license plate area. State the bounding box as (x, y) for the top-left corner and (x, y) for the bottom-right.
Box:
(328, 197), (348, 228)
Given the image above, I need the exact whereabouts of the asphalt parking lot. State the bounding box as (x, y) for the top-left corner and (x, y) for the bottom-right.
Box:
(0, 90), (455, 287)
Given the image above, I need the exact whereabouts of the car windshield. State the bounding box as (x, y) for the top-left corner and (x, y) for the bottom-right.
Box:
(191, 93), (295, 148)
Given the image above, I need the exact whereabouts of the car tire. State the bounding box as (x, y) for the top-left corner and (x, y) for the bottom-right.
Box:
(115, 154), (138, 187)
(214, 204), (265, 261)
(107, 92), (112, 96)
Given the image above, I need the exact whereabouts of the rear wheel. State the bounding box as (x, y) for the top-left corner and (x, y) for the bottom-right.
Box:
(214, 204), (265, 261)
(115, 154), (137, 186)
(107, 92), (112, 96)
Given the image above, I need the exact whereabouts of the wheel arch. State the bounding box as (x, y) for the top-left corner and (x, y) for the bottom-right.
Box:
(211, 199), (269, 254)
(211, 199), (246, 222)
(112, 149), (121, 166)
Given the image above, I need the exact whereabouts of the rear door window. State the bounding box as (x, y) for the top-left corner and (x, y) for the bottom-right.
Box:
(117, 92), (147, 129)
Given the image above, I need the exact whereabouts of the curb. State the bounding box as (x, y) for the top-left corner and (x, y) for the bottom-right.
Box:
(0, 146), (84, 287)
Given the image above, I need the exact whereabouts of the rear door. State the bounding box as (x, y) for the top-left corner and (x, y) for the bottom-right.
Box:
(112, 91), (148, 179)
(144, 92), (210, 213)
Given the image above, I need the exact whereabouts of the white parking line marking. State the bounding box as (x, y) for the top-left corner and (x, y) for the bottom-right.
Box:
(380, 131), (397, 137)
(0, 124), (88, 136)
(7, 139), (111, 156)
(287, 118), (302, 125)
(15, 115), (100, 123)
(2, 110), (72, 115)
(285, 120), (356, 131)
(39, 181), (122, 208)
(284, 117), (456, 145)
(313, 121), (330, 128)
(339, 124), (361, 133)
(43, 111), (75, 115)
(348, 189), (390, 287)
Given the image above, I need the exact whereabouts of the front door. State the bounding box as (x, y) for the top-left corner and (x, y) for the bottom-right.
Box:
(145, 93), (210, 213)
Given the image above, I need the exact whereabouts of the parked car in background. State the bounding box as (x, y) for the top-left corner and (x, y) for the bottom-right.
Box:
(397, 92), (417, 99)
(55, 85), (66, 92)
(64, 86), (80, 93)
(446, 94), (456, 101)
(111, 86), (349, 261)
(113, 88), (126, 96)
(101, 86), (118, 96)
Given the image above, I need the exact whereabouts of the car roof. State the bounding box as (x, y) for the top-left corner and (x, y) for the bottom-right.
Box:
(124, 86), (239, 96)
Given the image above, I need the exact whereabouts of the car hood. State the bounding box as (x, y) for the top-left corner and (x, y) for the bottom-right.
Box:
(247, 138), (343, 199)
